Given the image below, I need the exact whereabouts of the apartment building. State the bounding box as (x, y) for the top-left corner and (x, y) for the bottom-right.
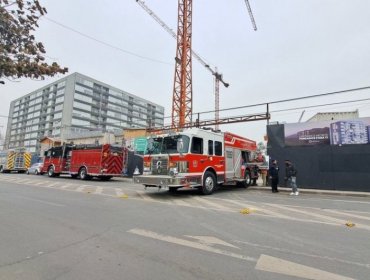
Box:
(5, 73), (164, 153)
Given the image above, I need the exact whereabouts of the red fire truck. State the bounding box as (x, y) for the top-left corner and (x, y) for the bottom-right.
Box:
(133, 127), (259, 194)
(42, 143), (124, 180)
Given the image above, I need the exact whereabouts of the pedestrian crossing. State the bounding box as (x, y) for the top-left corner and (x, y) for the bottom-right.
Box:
(1, 174), (370, 231)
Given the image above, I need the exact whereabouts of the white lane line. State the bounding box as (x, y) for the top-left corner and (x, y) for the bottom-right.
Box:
(323, 209), (370, 222)
(32, 181), (47, 186)
(266, 203), (348, 223)
(172, 199), (195, 207)
(60, 184), (73, 189)
(18, 196), (66, 207)
(265, 203), (370, 231)
(115, 188), (126, 197)
(221, 198), (296, 219)
(235, 239), (370, 269)
(45, 182), (60, 188)
(76, 185), (89, 192)
(128, 228), (256, 262)
(255, 254), (354, 280)
(94, 186), (103, 195)
(136, 191), (156, 201)
(192, 197), (234, 212)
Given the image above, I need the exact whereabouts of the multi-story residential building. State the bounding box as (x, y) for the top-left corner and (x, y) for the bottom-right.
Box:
(5, 72), (165, 153)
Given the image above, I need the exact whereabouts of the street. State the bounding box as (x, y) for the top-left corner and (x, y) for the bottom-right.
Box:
(0, 173), (369, 280)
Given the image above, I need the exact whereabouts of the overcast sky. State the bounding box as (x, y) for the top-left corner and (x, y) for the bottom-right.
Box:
(2, 0), (370, 142)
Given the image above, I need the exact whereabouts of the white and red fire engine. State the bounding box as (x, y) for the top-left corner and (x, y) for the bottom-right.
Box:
(42, 143), (125, 180)
(133, 127), (259, 194)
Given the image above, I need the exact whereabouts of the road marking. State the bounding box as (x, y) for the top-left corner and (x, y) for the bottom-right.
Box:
(185, 236), (239, 249)
(266, 203), (370, 230)
(192, 197), (234, 212)
(235, 240), (370, 269)
(172, 199), (194, 207)
(323, 209), (370, 221)
(115, 188), (126, 197)
(76, 185), (90, 192)
(18, 196), (66, 207)
(255, 254), (354, 280)
(128, 228), (256, 262)
(94, 186), (103, 195)
(136, 191), (156, 201)
(221, 198), (295, 219)
(60, 184), (73, 189)
(45, 182), (60, 188)
(32, 181), (47, 186)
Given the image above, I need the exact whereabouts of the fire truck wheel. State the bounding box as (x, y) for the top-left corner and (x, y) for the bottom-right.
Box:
(201, 171), (217, 195)
(79, 167), (91, 180)
(48, 166), (56, 177)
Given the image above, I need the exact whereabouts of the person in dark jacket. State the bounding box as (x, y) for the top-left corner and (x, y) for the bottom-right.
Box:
(268, 159), (279, 193)
(285, 159), (299, 195)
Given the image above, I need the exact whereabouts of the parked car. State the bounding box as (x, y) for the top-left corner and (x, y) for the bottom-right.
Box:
(27, 162), (43, 175)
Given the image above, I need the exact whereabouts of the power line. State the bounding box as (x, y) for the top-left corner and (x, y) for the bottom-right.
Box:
(43, 17), (173, 66)
(192, 86), (370, 116)
(270, 97), (370, 113)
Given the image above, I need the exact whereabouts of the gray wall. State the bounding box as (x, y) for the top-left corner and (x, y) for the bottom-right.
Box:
(267, 124), (370, 192)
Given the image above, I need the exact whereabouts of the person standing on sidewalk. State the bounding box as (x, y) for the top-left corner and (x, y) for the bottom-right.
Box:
(285, 159), (299, 195)
(268, 159), (279, 193)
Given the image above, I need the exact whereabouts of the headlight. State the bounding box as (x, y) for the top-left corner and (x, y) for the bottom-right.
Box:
(169, 167), (178, 176)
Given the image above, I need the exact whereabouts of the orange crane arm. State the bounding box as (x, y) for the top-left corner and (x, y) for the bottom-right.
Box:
(135, 0), (229, 88)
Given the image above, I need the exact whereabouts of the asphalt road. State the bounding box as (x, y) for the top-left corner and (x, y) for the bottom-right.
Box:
(0, 173), (369, 280)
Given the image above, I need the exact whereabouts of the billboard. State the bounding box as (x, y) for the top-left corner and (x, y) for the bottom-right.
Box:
(284, 117), (370, 146)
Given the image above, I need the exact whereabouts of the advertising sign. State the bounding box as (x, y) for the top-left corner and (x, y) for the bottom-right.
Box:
(284, 117), (370, 146)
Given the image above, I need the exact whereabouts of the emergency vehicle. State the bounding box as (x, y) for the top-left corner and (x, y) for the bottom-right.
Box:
(133, 127), (259, 195)
(42, 143), (124, 180)
(0, 148), (32, 173)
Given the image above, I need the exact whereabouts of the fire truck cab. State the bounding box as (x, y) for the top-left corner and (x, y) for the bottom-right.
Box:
(133, 127), (258, 195)
(42, 143), (124, 180)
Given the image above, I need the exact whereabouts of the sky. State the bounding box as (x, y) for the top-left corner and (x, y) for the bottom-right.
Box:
(2, 0), (370, 143)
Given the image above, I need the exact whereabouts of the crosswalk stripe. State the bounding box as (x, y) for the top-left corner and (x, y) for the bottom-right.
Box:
(265, 203), (370, 230)
(220, 198), (295, 219)
(173, 199), (195, 207)
(192, 197), (234, 212)
(323, 209), (370, 222)
(136, 191), (156, 201)
(94, 186), (103, 194)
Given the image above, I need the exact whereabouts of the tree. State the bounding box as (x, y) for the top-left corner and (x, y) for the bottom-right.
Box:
(0, 0), (68, 83)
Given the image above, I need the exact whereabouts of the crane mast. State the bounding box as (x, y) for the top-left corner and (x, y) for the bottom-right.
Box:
(172, 0), (193, 128)
(136, 0), (257, 129)
(135, 0), (229, 130)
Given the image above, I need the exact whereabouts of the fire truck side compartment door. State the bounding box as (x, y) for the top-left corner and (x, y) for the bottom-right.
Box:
(225, 147), (234, 179)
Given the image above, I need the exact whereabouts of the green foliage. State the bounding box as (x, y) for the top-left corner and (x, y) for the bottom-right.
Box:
(0, 0), (68, 83)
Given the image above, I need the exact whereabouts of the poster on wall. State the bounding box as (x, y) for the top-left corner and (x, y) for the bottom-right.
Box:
(284, 117), (370, 146)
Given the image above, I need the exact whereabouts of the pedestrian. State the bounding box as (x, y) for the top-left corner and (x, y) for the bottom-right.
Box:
(268, 159), (279, 193)
(285, 159), (299, 195)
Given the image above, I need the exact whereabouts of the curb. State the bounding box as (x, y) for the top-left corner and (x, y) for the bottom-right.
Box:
(248, 186), (370, 198)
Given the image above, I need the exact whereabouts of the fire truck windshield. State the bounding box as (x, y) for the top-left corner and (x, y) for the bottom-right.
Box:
(145, 135), (189, 155)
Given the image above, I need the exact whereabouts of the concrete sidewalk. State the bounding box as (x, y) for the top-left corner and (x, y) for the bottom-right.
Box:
(249, 185), (370, 198)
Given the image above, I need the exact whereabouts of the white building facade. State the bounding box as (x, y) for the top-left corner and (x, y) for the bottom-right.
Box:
(5, 73), (164, 153)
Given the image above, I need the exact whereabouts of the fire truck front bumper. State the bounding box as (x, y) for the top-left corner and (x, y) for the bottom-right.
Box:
(133, 175), (198, 188)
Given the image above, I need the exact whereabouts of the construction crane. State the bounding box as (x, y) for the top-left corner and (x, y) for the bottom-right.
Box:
(136, 0), (229, 130)
(137, 0), (257, 129)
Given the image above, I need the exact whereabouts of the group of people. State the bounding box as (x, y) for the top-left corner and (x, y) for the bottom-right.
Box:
(268, 159), (299, 195)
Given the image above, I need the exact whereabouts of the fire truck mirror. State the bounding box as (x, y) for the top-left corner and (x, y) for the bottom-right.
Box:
(177, 138), (184, 156)
(147, 138), (154, 152)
